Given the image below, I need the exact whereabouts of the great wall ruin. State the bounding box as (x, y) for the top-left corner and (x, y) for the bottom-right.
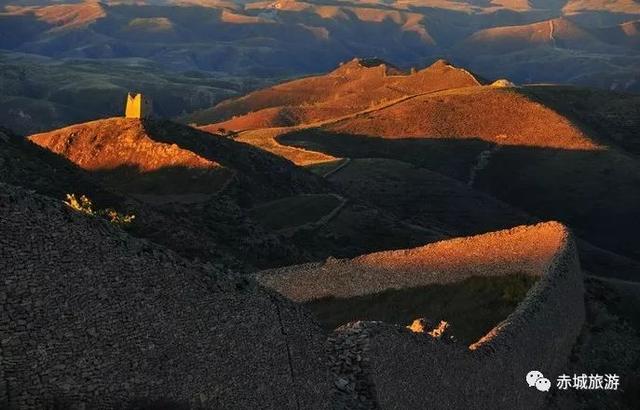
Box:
(0, 183), (331, 409)
(1, 178), (584, 409)
(257, 222), (585, 409)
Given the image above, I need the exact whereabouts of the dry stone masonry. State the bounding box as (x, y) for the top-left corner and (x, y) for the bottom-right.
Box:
(0, 183), (331, 409)
(258, 222), (585, 410)
(0, 175), (584, 409)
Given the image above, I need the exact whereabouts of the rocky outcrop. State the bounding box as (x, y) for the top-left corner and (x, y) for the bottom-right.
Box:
(0, 183), (331, 409)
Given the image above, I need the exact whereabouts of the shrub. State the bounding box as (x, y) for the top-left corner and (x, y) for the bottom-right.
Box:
(65, 194), (135, 227)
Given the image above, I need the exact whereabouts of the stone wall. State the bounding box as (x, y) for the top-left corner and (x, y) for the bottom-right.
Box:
(0, 183), (331, 409)
(257, 222), (585, 409)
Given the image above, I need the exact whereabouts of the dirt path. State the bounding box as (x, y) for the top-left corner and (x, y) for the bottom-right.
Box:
(322, 158), (352, 178)
(237, 84), (483, 166)
(279, 193), (348, 236)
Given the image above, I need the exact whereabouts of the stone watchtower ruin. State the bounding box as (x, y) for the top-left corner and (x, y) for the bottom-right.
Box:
(125, 92), (153, 119)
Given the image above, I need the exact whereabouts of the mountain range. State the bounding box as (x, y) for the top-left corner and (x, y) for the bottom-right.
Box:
(1, 54), (640, 408)
(1, 0), (639, 133)
(1, 1), (640, 406)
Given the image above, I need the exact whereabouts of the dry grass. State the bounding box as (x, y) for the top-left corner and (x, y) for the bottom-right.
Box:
(188, 59), (484, 129)
(234, 127), (337, 166)
(249, 194), (343, 231)
(326, 86), (601, 150)
(28, 117), (234, 195)
(458, 18), (603, 55)
(5, 2), (106, 30)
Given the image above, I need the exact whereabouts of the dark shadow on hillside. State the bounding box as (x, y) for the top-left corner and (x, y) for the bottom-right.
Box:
(515, 86), (640, 156)
(139, 119), (327, 206)
(0, 14), (51, 49)
(305, 274), (538, 345)
(278, 129), (640, 275)
(280, 128), (494, 181)
(92, 164), (234, 198)
(0, 128), (309, 271)
(0, 127), (124, 209)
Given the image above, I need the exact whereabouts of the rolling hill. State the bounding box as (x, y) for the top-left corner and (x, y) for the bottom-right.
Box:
(24, 116), (446, 265)
(28, 117), (326, 204)
(195, 59), (640, 278)
(456, 17), (612, 54)
(1, 124), (315, 270)
(277, 86), (640, 264)
(189, 58), (484, 130)
(1, 0), (639, 134)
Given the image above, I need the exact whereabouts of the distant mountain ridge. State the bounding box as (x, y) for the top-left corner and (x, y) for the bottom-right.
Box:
(0, 0), (639, 133)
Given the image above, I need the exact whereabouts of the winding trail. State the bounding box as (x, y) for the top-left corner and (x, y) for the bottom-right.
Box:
(278, 193), (348, 236)
(236, 85), (482, 166)
(322, 158), (352, 178)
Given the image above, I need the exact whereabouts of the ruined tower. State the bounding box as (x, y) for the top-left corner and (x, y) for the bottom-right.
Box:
(125, 92), (153, 119)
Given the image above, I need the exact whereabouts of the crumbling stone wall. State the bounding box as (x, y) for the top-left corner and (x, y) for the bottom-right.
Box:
(258, 222), (585, 409)
(0, 183), (331, 409)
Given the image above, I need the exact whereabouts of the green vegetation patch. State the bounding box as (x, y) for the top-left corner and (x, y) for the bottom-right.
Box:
(304, 274), (538, 344)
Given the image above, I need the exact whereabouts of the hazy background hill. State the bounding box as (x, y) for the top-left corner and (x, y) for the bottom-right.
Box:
(0, 0), (639, 133)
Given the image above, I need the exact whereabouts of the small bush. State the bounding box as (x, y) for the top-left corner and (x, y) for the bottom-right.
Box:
(65, 194), (135, 227)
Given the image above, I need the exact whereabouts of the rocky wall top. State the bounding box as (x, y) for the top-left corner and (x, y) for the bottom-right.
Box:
(257, 222), (585, 409)
(256, 222), (569, 302)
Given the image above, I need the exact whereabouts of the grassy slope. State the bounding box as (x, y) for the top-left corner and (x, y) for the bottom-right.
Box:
(189, 59), (484, 129)
(324, 157), (534, 237)
(273, 85), (640, 267)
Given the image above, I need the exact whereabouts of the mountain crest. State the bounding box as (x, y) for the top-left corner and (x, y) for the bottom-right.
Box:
(332, 57), (403, 77)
